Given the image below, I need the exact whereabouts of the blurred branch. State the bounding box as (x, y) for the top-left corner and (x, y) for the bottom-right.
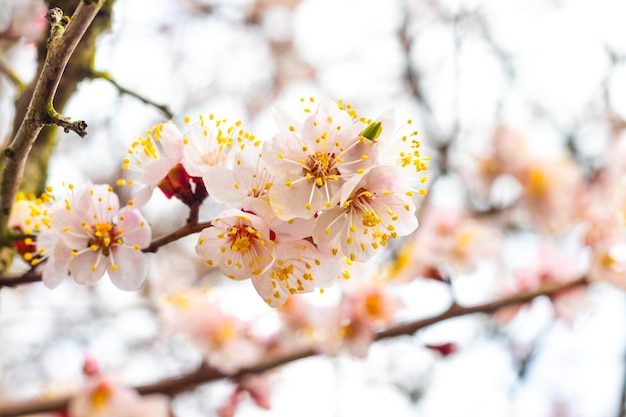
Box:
(0, 276), (588, 416)
(87, 69), (174, 119)
(0, 1), (106, 269)
(0, 57), (25, 92)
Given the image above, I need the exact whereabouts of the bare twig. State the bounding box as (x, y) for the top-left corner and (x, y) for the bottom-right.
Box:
(0, 276), (588, 417)
(0, 58), (25, 92)
(87, 70), (174, 119)
(142, 220), (211, 253)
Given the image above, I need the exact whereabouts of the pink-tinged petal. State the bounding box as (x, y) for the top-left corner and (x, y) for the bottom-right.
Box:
(261, 133), (304, 177)
(251, 274), (276, 305)
(252, 239), (336, 307)
(108, 246), (147, 290)
(301, 100), (353, 144)
(300, 240), (342, 288)
(312, 206), (344, 247)
(220, 242), (275, 280)
(272, 106), (301, 134)
(268, 178), (323, 220)
(270, 215), (315, 240)
(69, 251), (107, 285)
(159, 121), (185, 160)
(196, 226), (226, 263)
(74, 184), (120, 223)
(196, 210), (275, 279)
(42, 241), (72, 289)
(51, 207), (91, 249)
(373, 195), (418, 236)
(130, 185), (155, 208)
(203, 166), (243, 205)
(118, 208), (152, 248)
(142, 158), (179, 185)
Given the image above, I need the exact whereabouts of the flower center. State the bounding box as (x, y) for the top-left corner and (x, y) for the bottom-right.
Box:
(228, 225), (262, 254)
(232, 236), (251, 253)
(365, 293), (383, 318)
(90, 221), (120, 256)
(362, 210), (381, 228)
(304, 151), (339, 186)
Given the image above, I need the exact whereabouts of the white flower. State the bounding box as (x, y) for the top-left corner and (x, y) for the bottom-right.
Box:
(195, 209), (275, 280)
(313, 165), (418, 262)
(263, 99), (376, 220)
(41, 184), (151, 290)
(181, 113), (260, 181)
(251, 238), (340, 307)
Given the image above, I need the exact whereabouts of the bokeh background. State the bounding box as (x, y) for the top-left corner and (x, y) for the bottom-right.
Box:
(2, 0), (626, 416)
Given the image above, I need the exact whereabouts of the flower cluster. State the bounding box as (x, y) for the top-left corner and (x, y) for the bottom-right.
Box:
(193, 98), (428, 306)
(9, 98), (427, 307)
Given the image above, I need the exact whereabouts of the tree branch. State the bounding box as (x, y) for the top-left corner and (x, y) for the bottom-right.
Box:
(87, 70), (174, 119)
(0, 276), (588, 417)
(0, 1), (105, 253)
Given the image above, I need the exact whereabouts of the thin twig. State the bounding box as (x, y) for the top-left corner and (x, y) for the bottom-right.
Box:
(0, 58), (25, 92)
(88, 70), (174, 119)
(0, 276), (588, 417)
(142, 220), (211, 253)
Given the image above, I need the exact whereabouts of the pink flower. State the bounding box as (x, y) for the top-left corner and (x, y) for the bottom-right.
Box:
(263, 99), (375, 219)
(589, 239), (626, 290)
(338, 283), (398, 357)
(203, 146), (275, 210)
(164, 293), (262, 373)
(40, 184), (151, 290)
(313, 165), (418, 262)
(251, 238), (340, 307)
(218, 375), (272, 417)
(68, 376), (169, 417)
(195, 209), (275, 280)
(205, 146), (316, 241)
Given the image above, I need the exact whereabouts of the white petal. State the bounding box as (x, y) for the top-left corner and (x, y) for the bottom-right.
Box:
(108, 246), (148, 290)
(118, 208), (152, 248)
(202, 166), (243, 206)
(69, 251), (107, 285)
(41, 242), (72, 289)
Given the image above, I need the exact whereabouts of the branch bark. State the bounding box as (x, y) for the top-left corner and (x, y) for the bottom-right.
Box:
(0, 1), (106, 264)
(0, 276), (588, 417)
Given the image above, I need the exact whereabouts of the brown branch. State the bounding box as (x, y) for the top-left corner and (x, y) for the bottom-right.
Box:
(0, 1), (105, 256)
(142, 220), (211, 253)
(0, 276), (588, 417)
(0, 269), (42, 288)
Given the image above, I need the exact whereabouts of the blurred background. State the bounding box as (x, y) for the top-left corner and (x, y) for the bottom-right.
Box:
(2, 0), (626, 416)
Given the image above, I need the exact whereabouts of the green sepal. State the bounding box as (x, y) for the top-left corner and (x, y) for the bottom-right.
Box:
(361, 121), (382, 141)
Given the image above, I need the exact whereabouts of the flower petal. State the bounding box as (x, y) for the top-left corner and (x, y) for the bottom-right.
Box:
(108, 245), (148, 290)
(118, 208), (152, 248)
(69, 251), (107, 285)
